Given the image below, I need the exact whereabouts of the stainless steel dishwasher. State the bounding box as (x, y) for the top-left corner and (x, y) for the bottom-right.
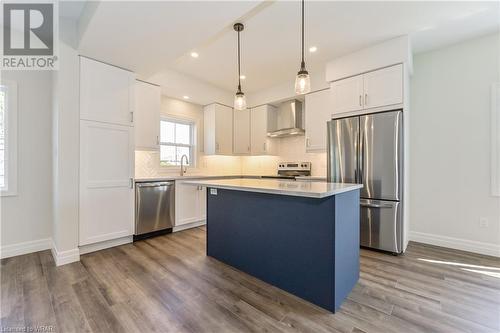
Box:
(135, 181), (175, 240)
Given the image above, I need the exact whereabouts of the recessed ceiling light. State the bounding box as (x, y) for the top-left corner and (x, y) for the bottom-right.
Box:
(190, 52), (199, 58)
(309, 46), (317, 53)
(240, 75), (246, 80)
(183, 95), (190, 100)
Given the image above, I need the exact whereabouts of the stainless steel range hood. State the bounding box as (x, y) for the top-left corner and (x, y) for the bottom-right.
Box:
(267, 99), (304, 138)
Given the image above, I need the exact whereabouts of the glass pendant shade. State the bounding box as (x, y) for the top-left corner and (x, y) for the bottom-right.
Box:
(295, 71), (311, 95)
(234, 91), (247, 110)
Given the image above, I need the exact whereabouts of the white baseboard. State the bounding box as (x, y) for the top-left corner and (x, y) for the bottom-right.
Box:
(0, 238), (52, 259)
(410, 231), (500, 257)
(173, 220), (206, 232)
(79, 236), (133, 255)
(51, 242), (80, 266)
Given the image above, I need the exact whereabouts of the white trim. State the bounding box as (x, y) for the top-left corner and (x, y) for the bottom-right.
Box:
(51, 242), (80, 266)
(410, 231), (500, 258)
(79, 235), (132, 255)
(0, 80), (18, 196)
(173, 220), (206, 232)
(0, 238), (51, 259)
(491, 83), (500, 197)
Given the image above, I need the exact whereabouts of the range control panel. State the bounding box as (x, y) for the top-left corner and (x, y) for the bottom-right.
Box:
(277, 162), (311, 171)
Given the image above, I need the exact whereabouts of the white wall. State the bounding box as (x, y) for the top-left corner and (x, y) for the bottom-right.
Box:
(410, 33), (500, 256)
(51, 18), (80, 264)
(0, 71), (53, 256)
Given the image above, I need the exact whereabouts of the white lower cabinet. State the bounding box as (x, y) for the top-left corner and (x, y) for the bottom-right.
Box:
(79, 120), (135, 246)
(174, 181), (206, 229)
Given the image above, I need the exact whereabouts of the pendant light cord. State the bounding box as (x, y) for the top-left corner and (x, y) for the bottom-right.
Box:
(301, 0), (305, 70)
(237, 29), (242, 91)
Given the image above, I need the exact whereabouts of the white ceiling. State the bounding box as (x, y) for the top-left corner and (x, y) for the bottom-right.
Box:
(74, 1), (499, 98)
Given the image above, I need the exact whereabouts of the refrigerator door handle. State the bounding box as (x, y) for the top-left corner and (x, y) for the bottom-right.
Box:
(360, 202), (394, 209)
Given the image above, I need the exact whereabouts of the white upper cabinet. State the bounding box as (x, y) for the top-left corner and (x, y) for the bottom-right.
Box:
(134, 80), (161, 150)
(331, 75), (364, 115)
(331, 64), (404, 116)
(363, 64), (403, 109)
(233, 108), (251, 155)
(305, 89), (334, 151)
(250, 105), (277, 155)
(204, 103), (233, 155)
(80, 57), (135, 126)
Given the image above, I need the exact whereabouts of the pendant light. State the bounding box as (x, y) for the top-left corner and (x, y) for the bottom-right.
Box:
(294, 0), (311, 95)
(233, 23), (247, 110)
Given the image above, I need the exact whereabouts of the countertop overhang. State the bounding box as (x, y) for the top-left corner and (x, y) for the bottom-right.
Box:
(182, 178), (363, 198)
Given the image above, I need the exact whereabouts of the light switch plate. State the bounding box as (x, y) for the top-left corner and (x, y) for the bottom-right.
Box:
(210, 188), (217, 195)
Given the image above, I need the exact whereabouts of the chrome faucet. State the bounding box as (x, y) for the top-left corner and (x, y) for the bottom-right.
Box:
(180, 154), (189, 176)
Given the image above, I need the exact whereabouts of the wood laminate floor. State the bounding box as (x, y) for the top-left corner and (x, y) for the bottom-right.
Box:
(1, 226), (500, 333)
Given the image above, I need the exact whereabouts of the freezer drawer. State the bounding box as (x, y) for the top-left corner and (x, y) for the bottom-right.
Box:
(135, 182), (175, 235)
(360, 199), (402, 253)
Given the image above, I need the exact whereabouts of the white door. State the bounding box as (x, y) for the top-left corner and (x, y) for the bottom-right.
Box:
(250, 105), (276, 155)
(363, 64), (403, 109)
(80, 57), (135, 126)
(233, 108), (250, 154)
(175, 182), (205, 226)
(305, 89), (333, 151)
(330, 74), (364, 115)
(79, 120), (134, 246)
(215, 104), (233, 155)
(134, 80), (160, 150)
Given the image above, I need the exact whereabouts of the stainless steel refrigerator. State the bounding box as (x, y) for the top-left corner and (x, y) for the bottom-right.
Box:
(327, 110), (403, 254)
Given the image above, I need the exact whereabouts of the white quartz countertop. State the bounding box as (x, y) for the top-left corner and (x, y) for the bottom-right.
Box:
(182, 178), (363, 198)
(135, 175), (260, 182)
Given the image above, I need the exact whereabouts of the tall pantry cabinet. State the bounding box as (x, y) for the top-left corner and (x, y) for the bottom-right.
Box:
(79, 57), (135, 247)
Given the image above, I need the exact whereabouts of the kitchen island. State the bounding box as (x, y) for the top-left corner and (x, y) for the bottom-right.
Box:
(183, 178), (363, 312)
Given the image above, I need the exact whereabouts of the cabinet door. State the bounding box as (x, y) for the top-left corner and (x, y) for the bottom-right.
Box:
(305, 89), (333, 151)
(79, 120), (134, 245)
(330, 75), (364, 115)
(198, 186), (207, 220)
(175, 182), (206, 226)
(363, 64), (403, 109)
(215, 104), (233, 154)
(134, 80), (160, 150)
(80, 57), (135, 126)
(233, 108), (251, 154)
(250, 105), (276, 155)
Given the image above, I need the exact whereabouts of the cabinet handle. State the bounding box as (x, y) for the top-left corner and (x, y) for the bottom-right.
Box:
(263, 142), (267, 152)
(364, 93), (368, 106)
(156, 135), (159, 145)
(129, 178), (134, 189)
(130, 111), (134, 123)
(247, 146), (250, 152)
(359, 95), (362, 106)
(306, 137), (310, 147)
(216, 142), (219, 151)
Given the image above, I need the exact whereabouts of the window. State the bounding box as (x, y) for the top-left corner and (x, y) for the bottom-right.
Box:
(0, 81), (18, 196)
(159, 118), (195, 167)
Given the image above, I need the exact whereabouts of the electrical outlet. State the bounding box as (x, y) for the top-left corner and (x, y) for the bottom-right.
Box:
(479, 217), (489, 228)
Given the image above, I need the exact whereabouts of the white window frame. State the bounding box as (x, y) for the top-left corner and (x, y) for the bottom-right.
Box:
(159, 116), (196, 168)
(0, 80), (18, 196)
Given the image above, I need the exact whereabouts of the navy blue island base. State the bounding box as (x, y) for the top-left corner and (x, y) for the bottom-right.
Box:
(206, 188), (360, 312)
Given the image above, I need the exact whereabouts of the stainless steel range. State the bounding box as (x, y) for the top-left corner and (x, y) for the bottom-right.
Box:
(261, 162), (311, 180)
